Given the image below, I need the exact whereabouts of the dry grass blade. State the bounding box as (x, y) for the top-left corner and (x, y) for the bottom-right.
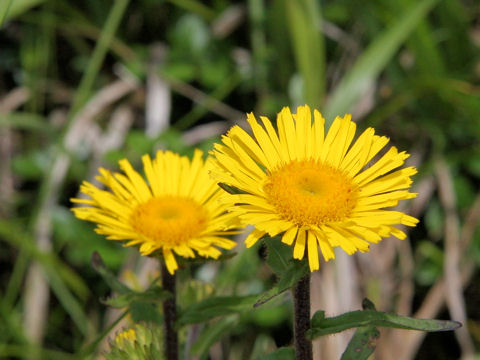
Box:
(435, 158), (475, 360)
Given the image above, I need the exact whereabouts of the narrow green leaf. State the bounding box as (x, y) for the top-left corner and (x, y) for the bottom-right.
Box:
(102, 285), (170, 308)
(276, 260), (309, 290)
(0, 344), (76, 360)
(340, 326), (380, 360)
(255, 347), (295, 360)
(0, 0), (44, 25)
(0, 113), (53, 132)
(286, 0), (325, 107)
(218, 182), (248, 195)
(324, 0), (439, 123)
(255, 259), (308, 307)
(177, 295), (257, 326)
(264, 236), (291, 274)
(0, 0), (14, 27)
(91, 251), (131, 295)
(191, 316), (238, 356)
(166, 0), (216, 21)
(76, 311), (128, 359)
(0, 220), (91, 335)
(67, 0), (130, 118)
(307, 307), (461, 339)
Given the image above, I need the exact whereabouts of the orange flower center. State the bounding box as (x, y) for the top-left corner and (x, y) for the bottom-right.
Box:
(130, 196), (208, 247)
(263, 160), (358, 226)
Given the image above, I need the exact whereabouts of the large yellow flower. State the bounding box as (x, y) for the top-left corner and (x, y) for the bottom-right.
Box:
(211, 105), (418, 272)
(71, 150), (239, 274)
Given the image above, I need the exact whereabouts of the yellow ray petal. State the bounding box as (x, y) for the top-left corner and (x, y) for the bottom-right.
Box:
(163, 248), (178, 274)
(245, 228), (266, 248)
(293, 228), (306, 260)
(282, 226), (298, 245)
(307, 231), (320, 271)
(277, 107), (297, 161)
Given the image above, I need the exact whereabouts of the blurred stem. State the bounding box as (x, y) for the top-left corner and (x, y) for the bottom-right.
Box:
(293, 272), (313, 360)
(161, 262), (178, 360)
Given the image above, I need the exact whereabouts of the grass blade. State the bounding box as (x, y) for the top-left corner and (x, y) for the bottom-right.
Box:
(286, 0), (325, 107)
(68, 0), (130, 118)
(324, 0), (439, 123)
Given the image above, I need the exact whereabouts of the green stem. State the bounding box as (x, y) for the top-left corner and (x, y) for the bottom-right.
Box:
(161, 263), (178, 360)
(293, 272), (313, 360)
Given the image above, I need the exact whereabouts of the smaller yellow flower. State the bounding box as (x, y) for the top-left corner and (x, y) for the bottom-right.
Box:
(115, 328), (136, 346)
(72, 150), (240, 274)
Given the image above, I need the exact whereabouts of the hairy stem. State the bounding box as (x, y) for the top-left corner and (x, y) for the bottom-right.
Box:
(161, 263), (178, 360)
(293, 272), (313, 360)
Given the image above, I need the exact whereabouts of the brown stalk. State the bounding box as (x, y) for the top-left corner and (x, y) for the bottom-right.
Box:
(293, 272), (313, 360)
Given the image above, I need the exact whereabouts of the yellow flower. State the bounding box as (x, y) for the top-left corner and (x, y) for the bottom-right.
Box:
(72, 150), (240, 274)
(211, 105), (418, 272)
(115, 328), (137, 346)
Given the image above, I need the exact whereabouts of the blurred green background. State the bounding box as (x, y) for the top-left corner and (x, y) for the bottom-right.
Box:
(1, 0), (480, 359)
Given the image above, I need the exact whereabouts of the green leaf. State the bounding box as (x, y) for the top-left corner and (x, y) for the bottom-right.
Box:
(129, 301), (163, 324)
(307, 302), (461, 339)
(255, 239), (309, 307)
(1, 0), (45, 25)
(191, 316), (238, 356)
(102, 285), (170, 308)
(91, 251), (132, 295)
(218, 182), (248, 195)
(0, 113), (53, 132)
(264, 236), (291, 275)
(340, 326), (380, 360)
(0, 219), (91, 335)
(67, 0), (130, 118)
(324, 0), (439, 123)
(276, 260), (309, 291)
(177, 295), (257, 326)
(254, 347), (295, 360)
(286, 0), (325, 107)
(340, 298), (380, 360)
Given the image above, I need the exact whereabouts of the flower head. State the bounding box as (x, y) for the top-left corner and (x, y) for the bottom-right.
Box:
(106, 324), (163, 360)
(211, 105), (418, 272)
(72, 150), (240, 274)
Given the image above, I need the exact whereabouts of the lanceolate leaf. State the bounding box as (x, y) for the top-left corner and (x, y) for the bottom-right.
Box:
(340, 326), (380, 360)
(307, 308), (461, 339)
(177, 295), (257, 326)
(264, 236), (291, 274)
(255, 237), (309, 307)
(218, 182), (247, 195)
(102, 285), (170, 308)
(91, 252), (131, 294)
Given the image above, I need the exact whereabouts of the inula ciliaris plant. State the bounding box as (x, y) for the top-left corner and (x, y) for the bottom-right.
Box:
(72, 106), (460, 360)
(72, 149), (241, 358)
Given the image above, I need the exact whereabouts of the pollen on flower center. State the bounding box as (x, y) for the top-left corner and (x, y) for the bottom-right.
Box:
(263, 160), (358, 226)
(130, 196), (208, 248)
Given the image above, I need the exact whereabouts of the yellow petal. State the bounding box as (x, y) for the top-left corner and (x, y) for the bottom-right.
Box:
(293, 228), (306, 260)
(307, 231), (320, 271)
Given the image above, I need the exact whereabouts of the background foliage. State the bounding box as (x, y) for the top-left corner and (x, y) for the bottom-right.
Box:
(1, 0), (480, 359)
